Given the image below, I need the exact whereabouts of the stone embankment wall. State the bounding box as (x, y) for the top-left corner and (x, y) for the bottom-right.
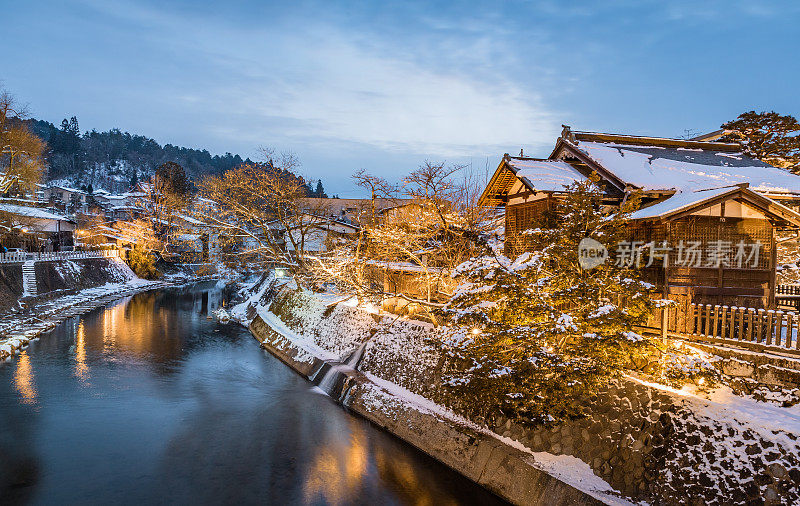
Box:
(258, 287), (800, 506)
(34, 258), (134, 294)
(249, 315), (605, 506)
(0, 265), (23, 313)
(0, 258), (134, 315)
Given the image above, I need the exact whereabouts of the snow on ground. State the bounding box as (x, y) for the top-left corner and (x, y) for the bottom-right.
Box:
(259, 310), (337, 362)
(629, 375), (800, 441)
(240, 282), (800, 504)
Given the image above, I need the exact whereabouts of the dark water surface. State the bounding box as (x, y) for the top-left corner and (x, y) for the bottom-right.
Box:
(0, 282), (505, 505)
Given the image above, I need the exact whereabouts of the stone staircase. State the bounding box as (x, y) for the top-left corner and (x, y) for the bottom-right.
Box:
(22, 260), (37, 297)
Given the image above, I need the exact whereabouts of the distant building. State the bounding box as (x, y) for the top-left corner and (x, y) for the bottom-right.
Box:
(0, 203), (76, 251)
(299, 197), (414, 224)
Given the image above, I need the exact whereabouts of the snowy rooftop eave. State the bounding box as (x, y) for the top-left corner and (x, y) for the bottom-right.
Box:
(506, 158), (587, 192)
(0, 203), (75, 223)
(574, 141), (800, 194)
(629, 185), (800, 227)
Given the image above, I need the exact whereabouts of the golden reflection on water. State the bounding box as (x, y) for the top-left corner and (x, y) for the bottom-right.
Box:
(303, 422), (368, 505)
(92, 293), (182, 361)
(75, 320), (89, 381)
(374, 439), (456, 506)
(14, 351), (37, 405)
(302, 418), (455, 506)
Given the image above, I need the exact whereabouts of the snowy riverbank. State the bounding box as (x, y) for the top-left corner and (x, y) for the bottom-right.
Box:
(234, 277), (800, 505)
(234, 277), (628, 505)
(0, 277), (168, 361)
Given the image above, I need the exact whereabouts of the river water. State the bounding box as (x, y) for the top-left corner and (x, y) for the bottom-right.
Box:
(0, 282), (505, 505)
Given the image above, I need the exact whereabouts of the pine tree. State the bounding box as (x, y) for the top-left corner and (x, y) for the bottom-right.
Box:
(440, 176), (657, 426)
(720, 111), (800, 171)
(68, 116), (80, 136)
(314, 179), (327, 198)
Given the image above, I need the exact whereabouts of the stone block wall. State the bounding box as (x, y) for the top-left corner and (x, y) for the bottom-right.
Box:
(269, 288), (800, 505)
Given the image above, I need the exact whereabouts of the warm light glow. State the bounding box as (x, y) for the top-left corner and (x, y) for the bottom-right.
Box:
(471, 327), (482, 335)
(697, 377), (705, 386)
(75, 320), (89, 381)
(14, 351), (37, 405)
(303, 423), (368, 504)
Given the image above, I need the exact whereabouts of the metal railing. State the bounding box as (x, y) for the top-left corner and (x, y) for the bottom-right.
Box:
(0, 249), (120, 264)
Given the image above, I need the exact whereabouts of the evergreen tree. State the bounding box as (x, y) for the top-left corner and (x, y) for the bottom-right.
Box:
(441, 176), (657, 426)
(155, 161), (191, 198)
(68, 116), (80, 136)
(314, 179), (327, 198)
(720, 111), (800, 171)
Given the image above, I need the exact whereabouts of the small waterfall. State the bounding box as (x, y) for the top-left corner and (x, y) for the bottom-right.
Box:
(316, 364), (343, 395)
(344, 341), (368, 369)
(312, 341), (370, 397)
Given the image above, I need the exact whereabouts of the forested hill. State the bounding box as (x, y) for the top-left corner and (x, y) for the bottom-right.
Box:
(24, 116), (328, 197)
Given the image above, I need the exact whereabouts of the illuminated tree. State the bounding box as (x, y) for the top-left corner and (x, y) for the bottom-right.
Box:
(196, 149), (329, 271)
(0, 89), (45, 194)
(440, 177), (658, 426)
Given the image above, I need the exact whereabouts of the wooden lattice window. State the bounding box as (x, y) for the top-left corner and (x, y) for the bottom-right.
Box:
(505, 198), (551, 254)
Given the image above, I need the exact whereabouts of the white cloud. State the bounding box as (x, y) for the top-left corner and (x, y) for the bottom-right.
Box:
(77, 0), (560, 157)
(220, 31), (558, 156)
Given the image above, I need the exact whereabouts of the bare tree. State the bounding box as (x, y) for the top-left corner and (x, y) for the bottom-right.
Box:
(0, 89), (45, 193)
(310, 162), (493, 309)
(195, 149), (328, 272)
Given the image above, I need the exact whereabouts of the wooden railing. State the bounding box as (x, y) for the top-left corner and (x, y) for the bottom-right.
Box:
(663, 303), (799, 354)
(776, 284), (800, 310)
(0, 250), (120, 264)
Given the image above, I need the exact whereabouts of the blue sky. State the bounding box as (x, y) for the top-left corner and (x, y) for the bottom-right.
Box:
(2, 0), (799, 196)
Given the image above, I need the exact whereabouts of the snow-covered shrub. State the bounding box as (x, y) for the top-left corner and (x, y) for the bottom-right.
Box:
(439, 176), (663, 427)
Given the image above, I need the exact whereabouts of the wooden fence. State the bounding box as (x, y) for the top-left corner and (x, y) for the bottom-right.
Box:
(662, 302), (799, 354)
(776, 284), (800, 310)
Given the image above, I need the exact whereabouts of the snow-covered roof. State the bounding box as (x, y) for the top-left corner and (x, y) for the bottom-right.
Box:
(177, 214), (208, 227)
(47, 184), (84, 194)
(574, 141), (800, 194)
(629, 184), (800, 226)
(629, 187), (736, 220)
(0, 203), (74, 222)
(507, 158), (586, 192)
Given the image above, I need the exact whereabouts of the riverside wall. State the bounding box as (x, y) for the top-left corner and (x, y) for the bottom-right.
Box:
(249, 315), (606, 506)
(244, 286), (800, 505)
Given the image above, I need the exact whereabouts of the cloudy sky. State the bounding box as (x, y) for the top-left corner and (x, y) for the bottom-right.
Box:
(3, 0), (799, 195)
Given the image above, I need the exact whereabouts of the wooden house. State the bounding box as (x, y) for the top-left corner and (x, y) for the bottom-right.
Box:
(479, 127), (800, 308)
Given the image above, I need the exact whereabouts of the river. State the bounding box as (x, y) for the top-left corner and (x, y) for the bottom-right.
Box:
(0, 282), (506, 505)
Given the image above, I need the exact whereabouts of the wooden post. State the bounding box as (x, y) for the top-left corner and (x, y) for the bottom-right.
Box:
(775, 310), (784, 347)
(710, 304), (719, 338)
(765, 310), (775, 346)
(737, 306), (745, 341)
(661, 307), (667, 341)
(794, 312), (800, 350)
(747, 308), (755, 342)
(756, 309), (765, 344)
(720, 306), (729, 340)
